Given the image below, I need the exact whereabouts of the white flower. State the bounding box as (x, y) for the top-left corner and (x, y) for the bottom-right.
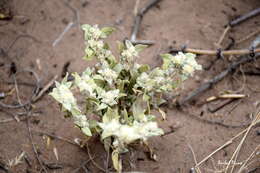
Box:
(121, 40), (138, 59)
(99, 120), (163, 145)
(74, 115), (88, 128)
(172, 52), (185, 64)
(183, 64), (194, 75)
(99, 89), (120, 106)
(50, 81), (81, 115)
(99, 119), (121, 139)
(73, 73), (97, 97)
(98, 68), (118, 85)
(89, 25), (102, 39)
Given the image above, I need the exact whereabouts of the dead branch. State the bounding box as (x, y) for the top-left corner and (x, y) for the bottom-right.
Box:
(178, 36), (260, 105)
(178, 53), (260, 105)
(52, 0), (80, 47)
(32, 75), (58, 103)
(130, 0), (162, 45)
(229, 8), (260, 27)
(33, 130), (77, 146)
(216, 7), (260, 47)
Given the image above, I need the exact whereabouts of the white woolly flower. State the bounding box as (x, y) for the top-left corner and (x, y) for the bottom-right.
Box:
(74, 115), (88, 127)
(135, 72), (154, 91)
(98, 119), (121, 139)
(98, 68), (118, 85)
(99, 120), (164, 146)
(99, 89), (120, 106)
(121, 40), (138, 59)
(89, 25), (102, 39)
(50, 81), (81, 114)
(183, 64), (194, 75)
(172, 52), (185, 65)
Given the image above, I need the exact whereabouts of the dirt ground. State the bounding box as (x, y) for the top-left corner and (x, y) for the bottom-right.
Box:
(0, 0), (260, 172)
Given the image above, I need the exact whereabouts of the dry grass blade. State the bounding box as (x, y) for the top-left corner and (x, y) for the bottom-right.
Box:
(225, 111), (260, 173)
(195, 111), (260, 170)
(237, 144), (260, 173)
(188, 144), (202, 173)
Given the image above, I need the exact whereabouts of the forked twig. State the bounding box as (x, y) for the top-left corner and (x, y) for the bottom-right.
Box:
(52, 0), (80, 46)
(216, 7), (260, 47)
(130, 0), (162, 45)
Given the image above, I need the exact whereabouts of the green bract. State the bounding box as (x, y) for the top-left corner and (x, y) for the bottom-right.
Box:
(50, 24), (202, 172)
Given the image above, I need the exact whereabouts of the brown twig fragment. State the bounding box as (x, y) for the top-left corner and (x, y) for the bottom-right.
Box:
(32, 75), (58, 103)
(208, 99), (237, 113)
(170, 47), (260, 56)
(229, 8), (260, 27)
(206, 94), (246, 102)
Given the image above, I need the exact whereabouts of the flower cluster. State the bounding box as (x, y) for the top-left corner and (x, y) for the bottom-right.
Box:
(50, 24), (202, 172)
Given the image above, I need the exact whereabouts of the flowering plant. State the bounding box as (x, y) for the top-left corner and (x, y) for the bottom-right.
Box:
(50, 24), (201, 172)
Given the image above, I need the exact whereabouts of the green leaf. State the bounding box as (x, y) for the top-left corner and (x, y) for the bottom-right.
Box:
(143, 93), (150, 102)
(112, 149), (122, 173)
(81, 24), (91, 31)
(101, 27), (115, 37)
(132, 97), (146, 121)
(83, 48), (94, 61)
(102, 107), (119, 123)
(135, 44), (148, 52)
(158, 108), (166, 120)
(117, 41), (125, 53)
(160, 53), (172, 70)
(96, 103), (108, 111)
(122, 108), (128, 123)
(82, 127), (92, 136)
(125, 40), (133, 49)
(185, 52), (196, 59)
(138, 64), (150, 73)
(103, 137), (112, 153)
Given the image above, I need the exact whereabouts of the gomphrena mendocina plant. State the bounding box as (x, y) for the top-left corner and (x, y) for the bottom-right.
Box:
(50, 24), (201, 172)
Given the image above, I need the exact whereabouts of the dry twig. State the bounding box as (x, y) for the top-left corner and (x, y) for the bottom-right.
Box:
(130, 0), (162, 45)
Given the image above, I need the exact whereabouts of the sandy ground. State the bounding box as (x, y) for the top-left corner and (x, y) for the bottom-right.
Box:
(0, 0), (260, 172)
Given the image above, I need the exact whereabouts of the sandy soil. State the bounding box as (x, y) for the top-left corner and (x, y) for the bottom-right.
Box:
(0, 0), (260, 172)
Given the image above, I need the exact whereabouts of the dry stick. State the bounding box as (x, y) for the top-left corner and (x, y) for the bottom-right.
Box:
(182, 47), (260, 56)
(237, 145), (260, 173)
(32, 75), (58, 102)
(0, 71), (55, 109)
(72, 158), (93, 173)
(188, 144), (202, 173)
(178, 53), (260, 105)
(0, 108), (20, 122)
(216, 25), (231, 48)
(216, 7), (260, 47)
(86, 143), (106, 172)
(52, 0), (79, 47)
(130, 0), (162, 45)
(208, 99), (237, 113)
(237, 28), (260, 45)
(13, 70), (47, 173)
(229, 8), (260, 27)
(33, 130), (78, 146)
(195, 117), (259, 169)
(183, 110), (251, 129)
(225, 113), (260, 173)
(0, 111), (41, 123)
(6, 34), (40, 54)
